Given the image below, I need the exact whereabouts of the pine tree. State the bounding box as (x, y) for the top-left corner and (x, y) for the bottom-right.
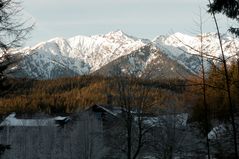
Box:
(208, 0), (239, 36)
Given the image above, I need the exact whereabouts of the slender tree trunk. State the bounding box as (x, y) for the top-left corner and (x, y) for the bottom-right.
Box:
(127, 109), (132, 159)
(199, 12), (211, 159)
(208, 1), (238, 158)
(133, 116), (143, 159)
(203, 78), (211, 159)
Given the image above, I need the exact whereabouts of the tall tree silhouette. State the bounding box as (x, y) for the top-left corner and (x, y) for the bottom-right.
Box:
(0, 0), (33, 157)
(208, 0), (238, 158)
(0, 0), (33, 96)
(208, 0), (239, 36)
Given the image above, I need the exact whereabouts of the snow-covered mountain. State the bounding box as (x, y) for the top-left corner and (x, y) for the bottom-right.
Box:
(14, 30), (150, 79)
(10, 31), (239, 79)
(93, 44), (192, 79)
(153, 32), (239, 74)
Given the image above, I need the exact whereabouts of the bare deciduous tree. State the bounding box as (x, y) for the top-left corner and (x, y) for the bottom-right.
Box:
(0, 0), (33, 157)
(0, 0), (33, 96)
(208, 0), (238, 158)
(105, 74), (164, 159)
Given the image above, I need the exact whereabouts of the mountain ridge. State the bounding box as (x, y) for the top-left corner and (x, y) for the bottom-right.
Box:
(9, 30), (239, 79)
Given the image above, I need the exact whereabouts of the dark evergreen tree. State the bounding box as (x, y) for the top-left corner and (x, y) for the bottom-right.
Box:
(208, 0), (239, 36)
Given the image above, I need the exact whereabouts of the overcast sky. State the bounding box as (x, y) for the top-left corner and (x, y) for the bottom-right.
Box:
(22, 0), (233, 46)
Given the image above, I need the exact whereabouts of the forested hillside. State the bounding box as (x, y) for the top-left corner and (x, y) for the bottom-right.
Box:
(1, 59), (238, 121)
(0, 75), (186, 115)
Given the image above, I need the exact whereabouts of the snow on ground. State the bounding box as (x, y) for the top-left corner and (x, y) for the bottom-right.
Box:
(208, 124), (227, 140)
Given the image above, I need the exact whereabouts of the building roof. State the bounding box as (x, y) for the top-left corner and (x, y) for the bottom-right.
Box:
(88, 104), (188, 128)
(0, 112), (70, 127)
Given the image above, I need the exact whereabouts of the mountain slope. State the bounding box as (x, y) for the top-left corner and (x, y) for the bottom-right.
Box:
(13, 30), (149, 79)
(9, 31), (239, 79)
(93, 44), (193, 79)
(153, 33), (239, 74)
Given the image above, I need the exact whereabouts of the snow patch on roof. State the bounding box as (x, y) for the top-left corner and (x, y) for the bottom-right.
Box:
(0, 113), (70, 127)
(135, 113), (188, 127)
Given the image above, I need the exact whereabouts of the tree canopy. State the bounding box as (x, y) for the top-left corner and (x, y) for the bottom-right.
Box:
(208, 0), (239, 36)
(0, 0), (33, 51)
(0, 0), (33, 95)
